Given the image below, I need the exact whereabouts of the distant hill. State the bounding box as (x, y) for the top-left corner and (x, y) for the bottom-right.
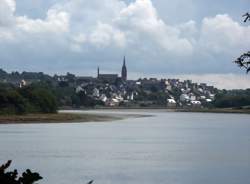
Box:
(0, 68), (53, 82)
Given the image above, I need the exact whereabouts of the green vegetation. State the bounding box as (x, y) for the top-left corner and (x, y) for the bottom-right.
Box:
(213, 89), (250, 108)
(0, 83), (57, 115)
(0, 160), (42, 184)
(72, 91), (104, 108)
(0, 160), (94, 184)
(0, 113), (123, 124)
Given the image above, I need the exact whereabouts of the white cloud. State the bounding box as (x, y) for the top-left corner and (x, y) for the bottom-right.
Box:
(0, 0), (249, 87)
(114, 0), (193, 54)
(16, 9), (70, 33)
(49, 0), (194, 54)
(199, 14), (250, 54)
(3, 0), (248, 56)
(0, 0), (16, 41)
(0, 0), (16, 26)
(178, 20), (197, 43)
(89, 22), (126, 48)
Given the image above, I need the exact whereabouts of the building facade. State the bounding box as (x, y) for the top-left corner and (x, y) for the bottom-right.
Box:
(97, 56), (127, 83)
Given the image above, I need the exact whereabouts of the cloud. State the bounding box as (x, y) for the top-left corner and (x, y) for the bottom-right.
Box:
(128, 72), (250, 89)
(0, 0), (194, 54)
(0, 0), (249, 89)
(89, 22), (126, 48)
(114, 0), (193, 55)
(199, 14), (250, 54)
(176, 73), (250, 90)
(16, 9), (70, 33)
(0, 0), (16, 27)
(0, 0), (16, 40)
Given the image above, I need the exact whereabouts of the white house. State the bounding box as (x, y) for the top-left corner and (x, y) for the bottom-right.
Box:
(167, 99), (177, 108)
(191, 100), (202, 107)
(180, 94), (190, 102)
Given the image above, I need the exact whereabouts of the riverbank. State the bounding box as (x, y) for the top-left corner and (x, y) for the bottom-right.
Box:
(0, 113), (123, 124)
(175, 108), (250, 114)
(0, 111), (153, 124)
(61, 106), (250, 114)
(0, 108), (249, 124)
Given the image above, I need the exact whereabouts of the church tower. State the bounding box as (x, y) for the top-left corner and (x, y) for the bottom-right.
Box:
(121, 56), (127, 81)
(97, 67), (100, 78)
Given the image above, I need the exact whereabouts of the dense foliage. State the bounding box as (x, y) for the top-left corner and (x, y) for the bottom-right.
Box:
(0, 83), (57, 115)
(0, 69), (52, 81)
(0, 160), (42, 184)
(213, 89), (250, 108)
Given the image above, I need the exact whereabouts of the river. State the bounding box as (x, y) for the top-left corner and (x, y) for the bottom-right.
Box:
(0, 110), (249, 184)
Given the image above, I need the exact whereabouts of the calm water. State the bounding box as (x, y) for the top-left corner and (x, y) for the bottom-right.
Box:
(0, 110), (250, 184)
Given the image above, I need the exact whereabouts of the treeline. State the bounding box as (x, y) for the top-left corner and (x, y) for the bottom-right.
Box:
(213, 89), (250, 108)
(0, 83), (57, 115)
(0, 68), (52, 81)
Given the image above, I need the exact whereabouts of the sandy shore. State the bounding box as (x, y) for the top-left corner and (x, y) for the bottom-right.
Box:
(78, 108), (250, 114)
(0, 113), (120, 124)
(0, 111), (152, 124)
(0, 108), (249, 124)
(174, 108), (250, 114)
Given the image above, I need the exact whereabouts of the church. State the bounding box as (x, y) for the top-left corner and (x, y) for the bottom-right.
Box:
(97, 56), (127, 83)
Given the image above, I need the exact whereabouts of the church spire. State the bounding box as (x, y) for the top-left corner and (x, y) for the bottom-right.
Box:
(121, 56), (127, 81)
(123, 56), (126, 66)
(97, 66), (100, 78)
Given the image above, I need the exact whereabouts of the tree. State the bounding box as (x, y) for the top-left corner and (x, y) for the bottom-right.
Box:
(0, 160), (42, 184)
(19, 86), (58, 113)
(0, 89), (27, 115)
(235, 51), (250, 73)
(234, 13), (250, 73)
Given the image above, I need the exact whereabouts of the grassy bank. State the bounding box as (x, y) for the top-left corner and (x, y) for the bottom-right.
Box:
(61, 106), (250, 114)
(0, 113), (122, 124)
(175, 108), (250, 114)
(1, 108), (249, 124)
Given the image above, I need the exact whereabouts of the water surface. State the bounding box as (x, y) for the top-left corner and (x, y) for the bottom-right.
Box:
(0, 110), (249, 184)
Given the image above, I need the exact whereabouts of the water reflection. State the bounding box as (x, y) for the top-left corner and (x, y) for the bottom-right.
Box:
(0, 110), (249, 184)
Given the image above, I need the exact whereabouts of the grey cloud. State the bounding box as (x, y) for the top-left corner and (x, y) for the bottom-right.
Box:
(0, 0), (249, 86)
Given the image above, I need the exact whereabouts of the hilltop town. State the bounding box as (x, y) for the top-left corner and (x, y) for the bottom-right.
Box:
(0, 57), (220, 109)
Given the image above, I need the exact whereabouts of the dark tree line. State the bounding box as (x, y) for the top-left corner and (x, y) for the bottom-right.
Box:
(213, 89), (250, 108)
(0, 160), (94, 184)
(0, 83), (57, 115)
(0, 160), (42, 184)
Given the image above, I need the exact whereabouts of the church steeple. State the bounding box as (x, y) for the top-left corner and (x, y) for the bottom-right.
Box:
(97, 67), (100, 78)
(121, 56), (127, 81)
(123, 56), (126, 66)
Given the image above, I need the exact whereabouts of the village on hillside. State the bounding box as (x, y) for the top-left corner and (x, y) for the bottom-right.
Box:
(0, 57), (217, 108)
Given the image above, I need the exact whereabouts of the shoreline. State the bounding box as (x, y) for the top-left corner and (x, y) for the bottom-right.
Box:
(0, 112), (152, 125)
(174, 108), (250, 114)
(0, 108), (249, 124)
(0, 113), (122, 124)
(61, 107), (250, 114)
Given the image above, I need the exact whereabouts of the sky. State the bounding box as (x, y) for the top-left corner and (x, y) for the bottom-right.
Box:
(0, 0), (250, 89)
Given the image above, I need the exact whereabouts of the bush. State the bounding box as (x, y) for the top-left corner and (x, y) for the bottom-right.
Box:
(214, 95), (250, 108)
(0, 84), (58, 115)
(0, 160), (42, 184)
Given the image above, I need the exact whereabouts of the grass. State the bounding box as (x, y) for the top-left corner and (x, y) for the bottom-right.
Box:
(175, 108), (250, 114)
(0, 113), (122, 124)
(1, 108), (249, 124)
